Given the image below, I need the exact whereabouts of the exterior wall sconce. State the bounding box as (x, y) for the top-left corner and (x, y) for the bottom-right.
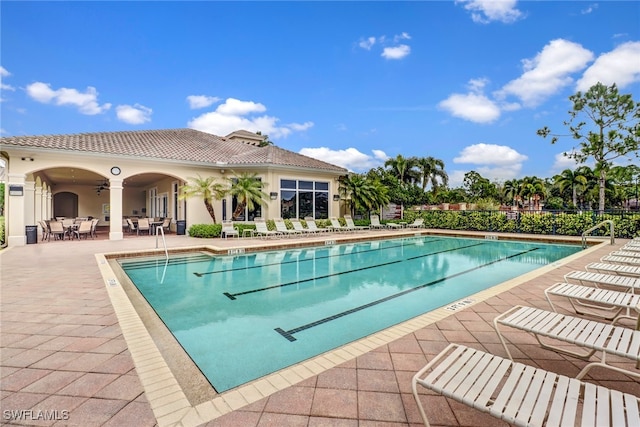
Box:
(333, 194), (340, 201)
(270, 192), (278, 200)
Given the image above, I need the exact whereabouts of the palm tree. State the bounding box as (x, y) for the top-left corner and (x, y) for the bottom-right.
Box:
(502, 179), (521, 207)
(519, 176), (545, 210)
(339, 174), (390, 216)
(416, 156), (448, 195)
(384, 155), (418, 185)
(554, 168), (588, 208)
(180, 174), (228, 224)
(228, 172), (269, 220)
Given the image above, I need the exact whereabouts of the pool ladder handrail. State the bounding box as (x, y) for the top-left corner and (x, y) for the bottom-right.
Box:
(155, 225), (169, 260)
(581, 219), (615, 249)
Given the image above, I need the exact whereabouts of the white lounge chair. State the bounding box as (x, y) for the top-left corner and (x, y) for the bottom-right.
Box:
(290, 218), (316, 234)
(412, 343), (640, 427)
(369, 214), (387, 230)
(622, 245), (640, 253)
(586, 262), (640, 278)
(253, 218), (282, 239)
(406, 218), (424, 228)
(344, 215), (369, 231)
(564, 270), (640, 292)
(221, 220), (239, 239)
(328, 217), (353, 233)
(601, 255), (640, 266)
(611, 251), (640, 258)
(494, 305), (640, 380)
(304, 217), (329, 233)
(545, 282), (640, 325)
(274, 218), (302, 237)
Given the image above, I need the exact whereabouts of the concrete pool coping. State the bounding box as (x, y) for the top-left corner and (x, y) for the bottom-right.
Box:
(96, 230), (610, 427)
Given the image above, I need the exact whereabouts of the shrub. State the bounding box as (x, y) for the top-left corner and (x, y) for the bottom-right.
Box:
(187, 223), (222, 238)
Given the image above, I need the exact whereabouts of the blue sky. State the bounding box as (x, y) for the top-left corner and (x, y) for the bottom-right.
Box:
(1, 1), (639, 187)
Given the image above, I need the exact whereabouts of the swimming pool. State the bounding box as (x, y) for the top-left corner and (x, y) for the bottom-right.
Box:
(119, 235), (582, 392)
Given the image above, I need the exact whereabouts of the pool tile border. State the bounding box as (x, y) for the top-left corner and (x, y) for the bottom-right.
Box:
(97, 236), (606, 427)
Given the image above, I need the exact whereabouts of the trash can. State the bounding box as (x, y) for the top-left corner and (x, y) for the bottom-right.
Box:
(176, 220), (186, 235)
(26, 225), (38, 244)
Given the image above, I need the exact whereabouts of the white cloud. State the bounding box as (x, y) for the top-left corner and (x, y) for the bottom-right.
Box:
(576, 41), (640, 91)
(188, 97), (313, 139)
(438, 92), (501, 123)
(581, 3), (598, 14)
(25, 82), (111, 115)
(382, 44), (411, 60)
(452, 143), (528, 182)
(186, 95), (220, 109)
(456, 0), (524, 24)
(299, 147), (388, 172)
(497, 39), (594, 107)
(0, 66), (14, 92)
(116, 104), (152, 124)
(358, 37), (376, 50)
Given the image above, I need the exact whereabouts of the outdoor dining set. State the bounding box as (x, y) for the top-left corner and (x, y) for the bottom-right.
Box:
(38, 217), (100, 241)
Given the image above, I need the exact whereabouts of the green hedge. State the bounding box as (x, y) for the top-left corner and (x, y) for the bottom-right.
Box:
(0, 216), (5, 247)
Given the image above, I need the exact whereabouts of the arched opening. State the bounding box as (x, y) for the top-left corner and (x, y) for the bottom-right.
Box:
(53, 192), (78, 218)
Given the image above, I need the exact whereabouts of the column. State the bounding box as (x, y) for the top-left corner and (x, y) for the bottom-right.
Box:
(6, 173), (26, 247)
(109, 178), (124, 240)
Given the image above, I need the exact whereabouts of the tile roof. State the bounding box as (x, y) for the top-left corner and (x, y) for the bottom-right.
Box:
(0, 128), (348, 173)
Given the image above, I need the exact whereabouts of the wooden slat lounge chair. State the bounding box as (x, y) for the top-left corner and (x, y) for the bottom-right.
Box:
(601, 255), (640, 266)
(412, 343), (640, 427)
(564, 270), (640, 292)
(494, 305), (640, 380)
(586, 263), (640, 278)
(545, 282), (640, 325)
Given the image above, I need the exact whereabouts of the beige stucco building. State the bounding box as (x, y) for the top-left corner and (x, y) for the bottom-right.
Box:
(0, 128), (347, 247)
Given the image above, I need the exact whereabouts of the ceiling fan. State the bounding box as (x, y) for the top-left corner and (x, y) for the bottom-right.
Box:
(95, 180), (110, 195)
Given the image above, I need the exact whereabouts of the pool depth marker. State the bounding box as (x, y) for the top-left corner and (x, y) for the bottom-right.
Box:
(274, 247), (540, 342)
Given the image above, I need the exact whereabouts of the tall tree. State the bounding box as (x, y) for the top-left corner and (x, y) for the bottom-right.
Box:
(502, 179), (521, 207)
(416, 156), (448, 195)
(554, 168), (588, 208)
(339, 173), (389, 216)
(384, 155), (419, 185)
(537, 82), (640, 212)
(228, 172), (268, 220)
(180, 174), (228, 224)
(520, 176), (545, 210)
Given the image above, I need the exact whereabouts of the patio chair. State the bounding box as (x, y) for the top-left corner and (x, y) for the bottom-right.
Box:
(137, 218), (151, 235)
(73, 220), (93, 240)
(290, 218), (316, 234)
(545, 282), (640, 326)
(90, 218), (99, 238)
(601, 255), (640, 266)
(126, 218), (137, 234)
(412, 343), (640, 427)
(221, 220), (239, 239)
(274, 218), (302, 237)
(611, 251), (640, 258)
(406, 218), (424, 228)
(304, 217), (329, 233)
(587, 262), (640, 278)
(369, 214), (387, 230)
(161, 217), (171, 233)
(565, 270), (640, 291)
(329, 217), (354, 233)
(253, 218), (282, 239)
(344, 215), (369, 231)
(494, 305), (640, 380)
(622, 244), (640, 252)
(38, 220), (50, 241)
(48, 221), (67, 240)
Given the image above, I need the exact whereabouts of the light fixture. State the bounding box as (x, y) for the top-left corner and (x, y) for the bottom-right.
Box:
(21, 157), (34, 161)
(270, 192), (278, 200)
(333, 194), (340, 201)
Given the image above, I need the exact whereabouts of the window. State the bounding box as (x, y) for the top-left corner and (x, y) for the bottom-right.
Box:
(280, 179), (329, 219)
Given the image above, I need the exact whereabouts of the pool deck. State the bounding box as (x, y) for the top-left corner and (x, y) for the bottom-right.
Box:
(1, 229), (638, 426)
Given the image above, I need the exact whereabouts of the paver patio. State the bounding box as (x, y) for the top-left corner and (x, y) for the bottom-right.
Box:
(1, 229), (638, 426)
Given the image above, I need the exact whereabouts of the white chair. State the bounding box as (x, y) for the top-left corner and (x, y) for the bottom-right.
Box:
(328, 217), (353, 233)
(48, 221), (67, 240)
(126, 218), (137, 234)
(412, 343), (640, 427)
(253, 218), (281, 239)
(290, 218), (316, 234)
(304, 217), (329, 233)
(137, 218), (151, 235)
(274, 218), (301, 237)
(73, 220), (93, 240)
(611, 251), (640, 258)
(545, 282), (640, 325)
(601, 255), (640, 266)
(565, 270), (640, 291)
(406, 218), (424, 228)
(344, 215), (369, 231)
(494, 305), (640, 380)
(586, 262), (640, 278)
(369, 214), (387, 230)
(221, 220), (239, 239)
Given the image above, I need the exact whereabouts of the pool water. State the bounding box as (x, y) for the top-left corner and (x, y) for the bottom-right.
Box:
(119, 236), (581, 392)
